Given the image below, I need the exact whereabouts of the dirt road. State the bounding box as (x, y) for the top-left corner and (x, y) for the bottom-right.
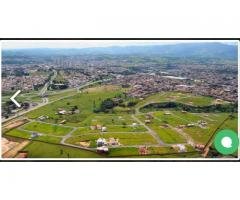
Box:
(2, 140), (30, 158)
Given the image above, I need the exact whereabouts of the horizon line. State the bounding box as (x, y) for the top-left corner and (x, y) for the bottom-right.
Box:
(1, 40), (238, 50)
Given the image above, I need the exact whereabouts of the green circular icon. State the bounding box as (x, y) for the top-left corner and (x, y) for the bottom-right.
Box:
(214, 129), (239, 155)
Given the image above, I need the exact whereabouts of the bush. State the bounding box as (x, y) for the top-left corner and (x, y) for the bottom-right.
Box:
(127, 101), (137, 107)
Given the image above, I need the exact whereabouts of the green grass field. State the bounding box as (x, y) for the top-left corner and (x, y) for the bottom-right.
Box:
(26, 85), (122, 124)
(70, 124), (147, 135)
(107, 145), (199, 158)
(5, 128), (62, 144)
(136, 114), (186, 143)
(4, 85), (237, 159)
(23, 141), (103, 158)
(218, 114), (238, 132)
(22, 121), (73, 136)
(33, 135), (62, 144)
(107, 147), (139, 157)
(181, 113), (235, 144)
(66, 132), (158, 148)
(150, 124), (186, 143)
(79, 114), (137, 126)
(106, 125), (147, 132)
(135, 92), (218, 110)
(46, 89), (77, 102)
(5, 129), (31, 139)
(136, 109), (237, 145)
(23, 141), (195, 158)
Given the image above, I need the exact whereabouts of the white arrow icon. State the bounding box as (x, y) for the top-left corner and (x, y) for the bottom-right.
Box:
(10, 90), (21, 108)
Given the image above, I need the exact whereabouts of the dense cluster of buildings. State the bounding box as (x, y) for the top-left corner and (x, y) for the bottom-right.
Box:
(64, 72), (90, 88)
(2, 74), (48, 92)
(2, 56), (237, 104)
(112, 70), (237, 103)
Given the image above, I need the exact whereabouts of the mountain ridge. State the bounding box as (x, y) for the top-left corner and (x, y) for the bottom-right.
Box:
(2, 42), (238, 59)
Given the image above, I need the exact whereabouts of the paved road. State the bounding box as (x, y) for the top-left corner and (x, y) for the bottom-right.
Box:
(153, 115), (195, 146)
(60, 127), (77, 144)
(134, 93), (170, 114)
(192, 113), (215, 122)
(18, 127), (97, 151)
(2, 78), (110, 124)
(31, 119), (77, 129)
(4, 83), (196, 153)
(77, 78), (112, 91)
(169, 125), (195, 146)
(34, 119), (147, 129)
(2, 99), (49, 123)
(131, 114), (166, 146)
(2, 71), (56, 123)
(15, 118), (193, 152)
(18, 127), (63, 138)
(39, 70), (57, 97)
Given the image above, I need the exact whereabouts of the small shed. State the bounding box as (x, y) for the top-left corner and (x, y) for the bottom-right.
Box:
(132, 123), (137, 127)
(30, 132), (39, 139)
(145, 119), (151, 124)
(58, 110), (67, 115)
(101, 126), (107, 132)
(96, 124), (102, 130)
(59, 120), (66, 124)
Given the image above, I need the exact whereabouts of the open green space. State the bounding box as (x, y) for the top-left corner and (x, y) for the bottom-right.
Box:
(4, 85), (237, 159)
(150, 124), (186, 143)
(107, 145), (198, 157)
(71, 124), (147, 136)
(5, 129), (31, 139)
(34, 135), (62, 144)
(139, 101), (236, 114)
(135, 92), (217, 109)
(65, 132), (157, 148)
(46, 89), (77, 102)
(135, 110), (237, 144)
(153, 111), (189, 126)
(218, 114), (238, 132)
(130, 152), (202, 158)
(5, 128), (62, 144)
(79, 114), (136, 126)
(66, 133), (100, 147)
(23, 141), (103, 158)
(23, 141), (198, 158)
(135, 114), (186, 143)
(17, 91), (42, 103)
(177, 95), (214, 106)
(182, 113), (234, 144)
(22, 121), (72, 136)
(26, 85), (122, 126)
(106, 125), (147, 132)
(107, 147), (139, 157)
(71, 127), (98, 135)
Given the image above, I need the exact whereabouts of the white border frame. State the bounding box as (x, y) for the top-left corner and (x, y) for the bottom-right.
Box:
(0, 39), (239, 161)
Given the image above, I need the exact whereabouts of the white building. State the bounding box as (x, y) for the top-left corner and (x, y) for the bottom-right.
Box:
(101, 126), (107, 132)
(96, 138), (107, 147)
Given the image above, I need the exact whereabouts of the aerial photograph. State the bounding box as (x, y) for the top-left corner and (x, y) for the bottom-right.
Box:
(1, 40), (238, 159)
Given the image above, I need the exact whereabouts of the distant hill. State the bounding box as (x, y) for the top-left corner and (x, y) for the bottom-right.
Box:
(2, 42), (238, 60)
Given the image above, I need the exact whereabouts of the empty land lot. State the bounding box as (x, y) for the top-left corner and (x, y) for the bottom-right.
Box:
(3, 85), (238, 158)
